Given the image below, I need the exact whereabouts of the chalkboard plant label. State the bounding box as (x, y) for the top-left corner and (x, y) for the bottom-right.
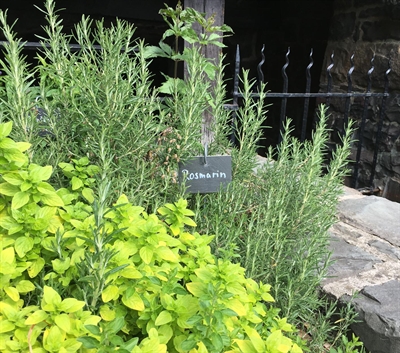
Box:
(179, 155), (232, 193)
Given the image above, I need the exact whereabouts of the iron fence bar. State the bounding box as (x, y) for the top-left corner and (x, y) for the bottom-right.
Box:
(342, 54), (355, 136)
(279, 47), (290, 143)
(353, 55), (375, 188)
(237, 92), (389, 98)
(326, 52), (334, 107)
(301, 48), (313, 141)
(369, 60), (391, 186)
(257, 44), (265, 91)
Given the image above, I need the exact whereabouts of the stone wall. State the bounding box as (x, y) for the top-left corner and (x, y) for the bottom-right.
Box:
(320, 0), (400, 200)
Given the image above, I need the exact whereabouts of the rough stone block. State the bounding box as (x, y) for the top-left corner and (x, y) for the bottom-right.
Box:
(343, 281), (400, 353)
(329, 12), (356, 40)
(382, 177), (400, 202)
(362, 20), (400, 41)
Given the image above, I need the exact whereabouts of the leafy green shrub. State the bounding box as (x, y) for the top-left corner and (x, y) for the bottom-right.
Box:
(0, 1), (366, 351)
(0, 121), (303, 352)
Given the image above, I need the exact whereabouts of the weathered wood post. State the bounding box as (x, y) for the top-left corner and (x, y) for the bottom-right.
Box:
(184, 0), (225, 145)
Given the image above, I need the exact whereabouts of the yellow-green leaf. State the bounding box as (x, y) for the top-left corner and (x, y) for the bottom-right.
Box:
(40, 192), (64, 207)
(100, 304), (116, 321)
(16, 280), (35, 293)
(244, 326), (265, 352)
(186, 282), (207, 298)
(234, 339), (258, 353)
(11, 191), (30, 209)
(25, 310), (49, 325)
(42, 285), (62, 309)
(1, 247), (15, 264)
(226, 299), (247, 316)
(4, 286), (20, 301)
(119, 266), (143, 279)
(0, 182), (20, 196)
(28, 257), (45, 278)
(82, 187), (94, 203)
(59, 298), (85, 313)
(0, 319), (15, 333)
(140, 246), (153, 264)
(71, 176), (83, 190)
(102, 285), (119, 303)
(55, 313), (71, 333)
(14, 236), (34, 257)
(156, 246), (179, 263)
(155, 310), (173, 326)
(0, 121), (13, 138)
(122, 292), (145, 311)
(43, 326), (64, 352)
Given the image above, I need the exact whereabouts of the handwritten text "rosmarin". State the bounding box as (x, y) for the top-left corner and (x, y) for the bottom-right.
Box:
(181, 170), (227, 181)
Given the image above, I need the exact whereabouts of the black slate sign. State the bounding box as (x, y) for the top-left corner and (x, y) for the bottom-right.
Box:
(179, 155), (232, 193)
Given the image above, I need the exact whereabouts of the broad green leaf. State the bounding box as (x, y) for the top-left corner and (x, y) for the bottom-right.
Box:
(77, 336), (100, 349)
(234, 339), (258, 353)
(244, 326), (265, 353)
(55, 313), (71, 333)
(2, 173), (23, 185)
(25, 310), (49, 325)
(3, 148), (27, 163)
(155, 310), (173, 326)
(42, 285), (62, 310)
(0, 319), (15, 333)
(52, 258), (71, 274)
(122, 292), (145, 311)
(100, 304), (116, 321)
(186, 282), (207, 297)
(119, 266), (143, 279)
(226, 299), (247, 316)
(14, 236), (34, 257)
(0, 121), (13, 138)
(108, 316), (125, 334)
(29, 165), (52, 182)
(84, 324), (101, 336)
(194, 267), (214, 282)
(28, 257), (45, 278)
(102, 285), (119, 302)
(82, 188), (94, 203)
(1, 247), (15, 264)
(59, 298), (85, 313)
(15, 141), (31, 152)
(16, 280), (35, 293)
(4, 286), (19, 301)
(11, 191), (30, 210)
(156, 246), (179, 263)
(40, 192), (64, 207)
(43, 326), (63, 352)
(140, 246), (153, 264)
(265, 330), (292, 353)
(71, 176), (83, 190)
(37, 182), (56, 194)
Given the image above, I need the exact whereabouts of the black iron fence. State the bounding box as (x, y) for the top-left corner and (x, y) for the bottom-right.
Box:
(229, 45), (391, 189)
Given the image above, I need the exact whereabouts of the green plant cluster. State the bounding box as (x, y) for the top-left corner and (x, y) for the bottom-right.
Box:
(0, 121), (303, 352)
(0, 0), (366, 352)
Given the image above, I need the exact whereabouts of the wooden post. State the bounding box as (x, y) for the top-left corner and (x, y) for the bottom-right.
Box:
(184, 0), (225, 145)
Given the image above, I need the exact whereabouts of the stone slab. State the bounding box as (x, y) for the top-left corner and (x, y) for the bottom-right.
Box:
(337, 192), (400, 247)
(341, 281), (400, 353)
(322, 188), (400, 353)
